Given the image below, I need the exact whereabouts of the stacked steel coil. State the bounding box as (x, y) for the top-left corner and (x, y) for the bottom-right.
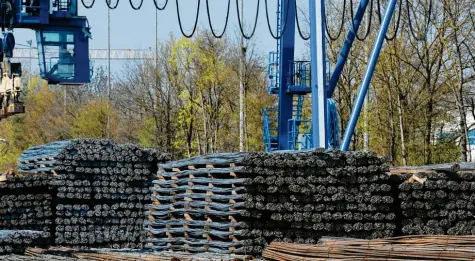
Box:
(14, 138), (170, 249)
(396, 164), (475, 236)
(0, 230), (49, 255)
(146, 150), (392, 255)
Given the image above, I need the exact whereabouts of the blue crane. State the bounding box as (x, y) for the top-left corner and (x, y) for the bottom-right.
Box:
(0, 0), (90, 119)
(263, 0), (397, 152)
(0, 0), (398, 153)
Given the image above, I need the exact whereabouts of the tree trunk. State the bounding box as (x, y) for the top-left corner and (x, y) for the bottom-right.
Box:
(456, 84), (469, 162)
(387, 87), (396, 165)
(186, 110), (194, 157)
(199, 93), (209, 154)
(397, 92), (407, 166)
(424, 96), (433, 164)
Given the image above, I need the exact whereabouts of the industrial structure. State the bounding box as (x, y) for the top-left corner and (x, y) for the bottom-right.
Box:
(263, 0), (396, 152)
(0, 0), (91, 120)
(0, 0), (399, 153)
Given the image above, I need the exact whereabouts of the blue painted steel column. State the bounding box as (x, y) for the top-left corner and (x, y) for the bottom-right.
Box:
(327, 0), (370, 98)
(340, 0), (397, 151)
(309, 0), (327, 148)
(277, 0), (296, 150)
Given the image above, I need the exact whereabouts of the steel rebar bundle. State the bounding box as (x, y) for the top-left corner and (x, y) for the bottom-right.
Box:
(263, 235), (475, 260)
(395, 167), (475, 236)
(2, 139), (170, 250)
(0, 230), (49, 255)
(0, 172), (55, 237)
(147, 150), (392, 255)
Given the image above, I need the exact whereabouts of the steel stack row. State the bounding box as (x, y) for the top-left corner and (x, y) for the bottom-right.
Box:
(0, 173), (54, 234)
(9, 139), (170, 249)
(146, 150), (393, 254)
(397, 165), (475, 236)
(0, 230), (49, 254)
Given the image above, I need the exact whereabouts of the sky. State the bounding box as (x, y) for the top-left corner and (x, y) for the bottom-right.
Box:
(13, 0), (310, 75)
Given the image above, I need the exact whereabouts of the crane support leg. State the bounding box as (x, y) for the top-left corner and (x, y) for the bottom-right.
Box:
(309, 0), (327, 148)
(327, 0), (371, 98)
(277, 0), (296, 150)
(340, 0), (397, 151)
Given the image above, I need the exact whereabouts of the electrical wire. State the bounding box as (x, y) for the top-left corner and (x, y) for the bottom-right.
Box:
(406, 0), (432, 41)
(153, 0), (168, 10)
(106, 0), (119, 9)
(350, 0), (373, 41)
(295, 0), (309, 40)
(236, 0), (260, 40)
(176, 0), (200, 38)
(325, 0), (346, 41)
(129, 0), (143, 10)
(206, 0), (231, 38)
(383, 0), (402, 41)
(264, 0), (290, 40)
(81, 0), (95, 9)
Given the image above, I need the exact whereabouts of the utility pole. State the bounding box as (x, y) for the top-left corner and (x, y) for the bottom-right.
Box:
(107, 6), (111, 139)
(155, 7), (158, 110)
(155, 8), (158, 81)
(239, 0), (245, 152)
(27, 40), (32, 86)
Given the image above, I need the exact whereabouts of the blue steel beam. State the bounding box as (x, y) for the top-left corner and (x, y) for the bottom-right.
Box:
(340, 0), (397, 151)
(327, 0), (370, 98)
(277, 0), (296, 150)
(309, 0), (327, 148)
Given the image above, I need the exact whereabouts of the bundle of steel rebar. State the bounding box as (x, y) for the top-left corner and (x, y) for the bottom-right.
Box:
(0, 230), (49, 255)
(10, 139), (170, 249)
(0, 255), (83, 261)
(146, 150), (392, 255)
(242, 150), (394, 243)
(395, 164), (475, 236)
(23, 247), (257, 261)
(0, 172), (56, 236)
(263, 235), (475, 260)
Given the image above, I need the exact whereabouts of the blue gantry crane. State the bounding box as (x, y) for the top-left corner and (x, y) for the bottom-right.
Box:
(263, 0), (397, 152)
(0, 0), (397, 153)
(0, 0), (90, 119)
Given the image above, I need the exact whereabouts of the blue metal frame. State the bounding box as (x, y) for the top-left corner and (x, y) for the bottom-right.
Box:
(287, 60), (311, 93)
(268, 51), (279, 94)
(36, 26), (90, 84)
(263, 108), (279, 151)
(263, 0), (397, 152)
(309, 0), (327, 148)
(277, 0), (296, 150)
(327, 0), (370, 97)
(288, 119), (312, 150)
(340, 0), (397, 151)
(0, 0), (91, 85)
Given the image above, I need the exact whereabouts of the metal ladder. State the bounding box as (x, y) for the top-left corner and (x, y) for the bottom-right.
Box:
(292, 95), (304, 120)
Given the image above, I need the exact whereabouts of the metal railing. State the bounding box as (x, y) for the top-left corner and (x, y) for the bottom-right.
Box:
(268, 52), (279, 94)
(263, 108), (279, 152)
(288, 119), (312, 150)
(287, 61), (311, 90)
